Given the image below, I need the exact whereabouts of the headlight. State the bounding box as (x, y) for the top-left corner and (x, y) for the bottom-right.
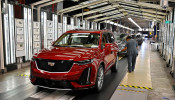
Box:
(75, 59), (94, 65)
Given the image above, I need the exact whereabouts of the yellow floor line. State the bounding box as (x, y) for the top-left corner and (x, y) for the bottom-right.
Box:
(18, 74), (30, 77)
(120, 85), (152, 90)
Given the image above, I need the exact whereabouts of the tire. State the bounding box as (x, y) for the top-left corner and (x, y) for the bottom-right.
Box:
(94, 65), (104, 92)
(111, 55), (119, 72)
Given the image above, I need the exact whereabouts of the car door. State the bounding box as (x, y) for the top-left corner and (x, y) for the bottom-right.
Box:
(106, 33), (116, 67)
(103, 33), (115, 70)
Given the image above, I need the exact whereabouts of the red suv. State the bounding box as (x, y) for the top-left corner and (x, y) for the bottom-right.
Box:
(30, 30), (119, 92)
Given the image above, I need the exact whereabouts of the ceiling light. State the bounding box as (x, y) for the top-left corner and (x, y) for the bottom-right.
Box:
(110, 22), (114, 24)
(128, 18), (142, 30)
(106, 20), (134, 31)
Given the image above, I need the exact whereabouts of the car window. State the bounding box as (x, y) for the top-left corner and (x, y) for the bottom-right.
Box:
(54, 33), (100, 48)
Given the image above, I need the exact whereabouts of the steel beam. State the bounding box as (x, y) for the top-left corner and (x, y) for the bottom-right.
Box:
(38, 0), (63, 8)
(109, 0), (172, 11)
(31, 0), (51, 6)
(57, 0), (108, 14)
(94, 13), (125, 22)
(128, 13), (161, 21)
(120, 5), (166, 16)
(85, 10), (120, 20)
(74, 4), (119, 17)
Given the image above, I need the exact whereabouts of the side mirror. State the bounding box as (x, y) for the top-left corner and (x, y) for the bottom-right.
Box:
(51, 41), (56, 45)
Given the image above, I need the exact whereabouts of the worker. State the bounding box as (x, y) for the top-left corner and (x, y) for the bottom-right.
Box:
(122, 36), (138, 72)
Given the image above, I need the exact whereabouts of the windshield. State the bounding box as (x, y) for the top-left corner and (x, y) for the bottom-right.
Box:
(53, 33), (100, 48)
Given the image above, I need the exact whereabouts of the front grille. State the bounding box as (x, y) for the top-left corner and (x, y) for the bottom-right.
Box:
(36, 59), (74, 72)
(35, 78), (74, 89)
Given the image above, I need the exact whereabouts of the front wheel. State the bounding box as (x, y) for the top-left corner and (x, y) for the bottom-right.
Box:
(94, 65), (104, 92)
(111, 55), (119, 72)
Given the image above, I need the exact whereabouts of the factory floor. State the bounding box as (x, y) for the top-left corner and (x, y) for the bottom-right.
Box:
(111, 40), (175, 100)
(0, 40), (175, 100)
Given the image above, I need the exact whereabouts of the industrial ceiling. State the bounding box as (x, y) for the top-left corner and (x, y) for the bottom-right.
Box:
(29, 0), (174, 30)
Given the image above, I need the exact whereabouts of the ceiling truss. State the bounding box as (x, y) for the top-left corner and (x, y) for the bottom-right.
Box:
(30, 0), (172, 29)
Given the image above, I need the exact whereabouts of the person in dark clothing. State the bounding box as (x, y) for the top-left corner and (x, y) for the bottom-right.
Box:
(125, 36), (138, 72)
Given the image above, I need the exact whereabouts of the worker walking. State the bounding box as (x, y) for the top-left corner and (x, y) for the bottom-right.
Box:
(126, 36), (138, 72)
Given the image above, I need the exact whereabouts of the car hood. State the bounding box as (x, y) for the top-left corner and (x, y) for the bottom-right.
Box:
(35, 46), (98, 61)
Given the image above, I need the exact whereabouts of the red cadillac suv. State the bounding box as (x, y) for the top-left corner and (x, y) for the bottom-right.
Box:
(30, 30), (119, 92)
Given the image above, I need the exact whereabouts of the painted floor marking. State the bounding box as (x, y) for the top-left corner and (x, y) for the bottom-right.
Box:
(18, 74), (30, 77)
(120, 85), (152, 90)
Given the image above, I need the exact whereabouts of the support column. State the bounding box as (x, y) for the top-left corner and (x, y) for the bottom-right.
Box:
(31, 5), (34, 24)
(31, 5), (34, 55)
(0, 0), (5, 73)
(37, 7), (41, 22)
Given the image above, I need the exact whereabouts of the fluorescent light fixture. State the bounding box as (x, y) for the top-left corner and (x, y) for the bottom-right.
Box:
(128, 18), (142, 30)
(110, 22), (114, 24)
(106, 20), (110, 23)
(106, 20), (134, 31)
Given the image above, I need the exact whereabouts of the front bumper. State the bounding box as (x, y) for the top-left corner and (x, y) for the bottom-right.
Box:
(30, 61), (97, 89)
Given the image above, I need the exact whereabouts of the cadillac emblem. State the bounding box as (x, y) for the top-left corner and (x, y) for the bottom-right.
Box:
(48, 62), (55, 66)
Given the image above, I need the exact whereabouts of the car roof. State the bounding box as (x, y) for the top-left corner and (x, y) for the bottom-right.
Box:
(65, 29), (112, 34)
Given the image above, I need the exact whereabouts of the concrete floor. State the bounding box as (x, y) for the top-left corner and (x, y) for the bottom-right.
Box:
(111, 40), (175, 100)
(0, 40), (175, 100)
(148, 44), (175, 99)
(121, 40), (152, 89)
